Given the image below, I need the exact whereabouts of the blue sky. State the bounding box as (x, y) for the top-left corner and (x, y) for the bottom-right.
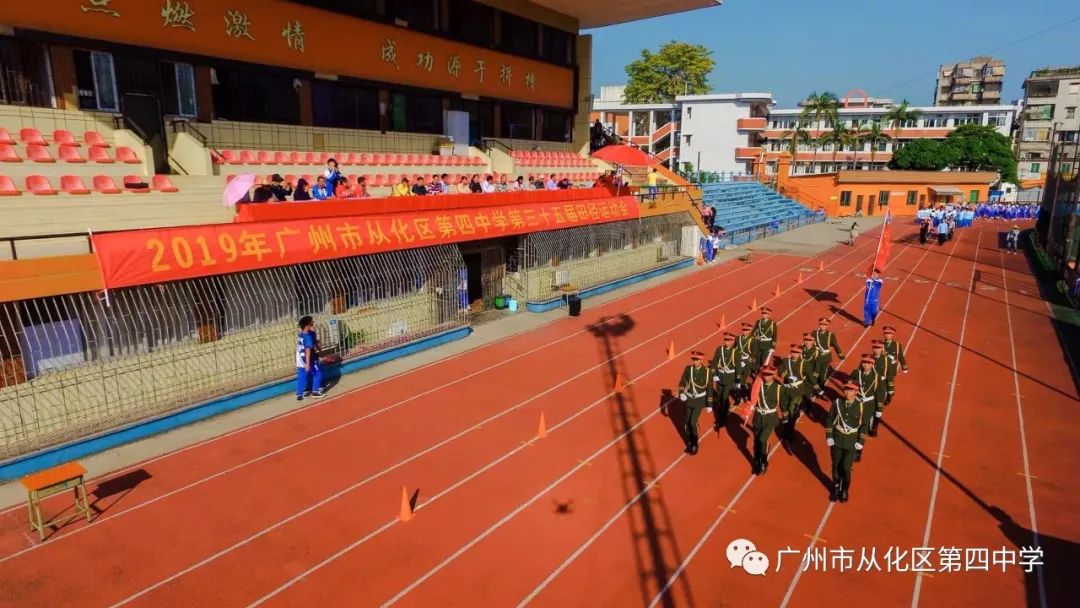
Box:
(585, 0), (1080, 107)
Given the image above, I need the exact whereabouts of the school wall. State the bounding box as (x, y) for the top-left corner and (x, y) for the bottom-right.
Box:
(780, 173), (993, 218)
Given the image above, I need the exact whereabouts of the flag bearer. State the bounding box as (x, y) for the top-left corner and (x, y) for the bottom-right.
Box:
(863, 269), (884, 327)
(677, 351), (712, 456)
(751, 306), (778, 370)
(779, 345), (811, 440)
(826, 381), (866, 503)
(751, 366), (783, 475)
(709, 332), (740, 430)
(811, 317), (845, 396)
(881, 325), (909, 404)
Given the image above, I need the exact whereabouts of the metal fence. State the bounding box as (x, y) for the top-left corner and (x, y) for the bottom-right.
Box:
(0, 245), (467, 459)
(514, 214), (692, 303)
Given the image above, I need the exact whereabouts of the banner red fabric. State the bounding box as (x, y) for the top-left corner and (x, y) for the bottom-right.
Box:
(870, 210), (893, 273)
(92, 197), (640, 289)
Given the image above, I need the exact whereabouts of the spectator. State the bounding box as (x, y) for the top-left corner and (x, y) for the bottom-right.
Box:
(591, 119), (605, 150)
(440, 173), (451, 194)
(481, 175), (496, 193)
(335, 176), (356, 198)
(324, 158), (342, 193)
(429, 174), (443, 195)
(594, 172), (609, 188)
(469, 174), (483, 193)
(545, 173), (558, 190)
(412, 176), (429, 195)
(557, 176), (573, 189)
(533, 176), (545, 190)
(355, 176), (371, 198)
(456, 176), (471, 194)
(496, 174), (510, 192)
(311, 175), (333, 200)
(393, 176), (412, 197)
(293, 178), (312, 201)
(610, 170), (623, 188)
(249, 185), (274, 203)
(511, 176), (526, 191)
(268, 174), (293, 202)
(647, 167), (659, 201)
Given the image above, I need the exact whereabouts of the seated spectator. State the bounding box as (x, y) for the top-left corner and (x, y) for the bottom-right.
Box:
(355, 176), (371, 198)
(481, 175), (496, 193)
(393, 176), (412, 197)
(269, 174), (293, 202)
(293, 178), (312, 201)
(249, 185), (274, 203)
(311, 175), (333, 200)
(324, 158), (342, 192)
(412, 176), (429, 195)
(594, 173), (610, 188)
(533, 177), (545, 190)
(496, 174), (510, 193)
(545, 173), (558, 190)
(335, 176), (356, 198)
(439, 173), (451, 194)
(511, 176), (526, 191)
(469, 174), (483, 193)
(429, 174), (444, 195)
(456, 176), (471, 194)
(557, 176), (573, 189)
(610, 170), (623, 188)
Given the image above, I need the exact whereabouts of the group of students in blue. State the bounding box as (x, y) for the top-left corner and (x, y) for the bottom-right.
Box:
(974, 202), (1040, 222)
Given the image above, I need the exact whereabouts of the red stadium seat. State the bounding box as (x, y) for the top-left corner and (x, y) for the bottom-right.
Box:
(371, 174), (386, 187)
(0, 144), (21, 162)
(122, 175), (150, 192)
(301, 174), (315, 184)
(19, 128), (45, 145)
(59, 175), (91, 195)
(288, 151), (305, 164)
(90, 146), (117, 163)
(219, 149), (240, 165)
(116, 146), (141, 164)
(92, 175), (122, 194)
(84, 131), (109, 148)
(256, 150), (274, 164)
(0, 175), (20, 195)
(239, 150), (258, 164)
(25, 144), (55, 163)
(0, 128), (14, 145)
(336, 152), (354, 165)
(210, 150), (224, 164)
(471, 156), (484, 166)
(58, 144), (86, 163)
(387, 153), (403, 166)
(152, 174), (179, 192)
(25, 175), (57, 195)
(304, 152), (321, 165)
(317, 152), (332, 164)
(273, 151), (292, 165)
(403, 153), (417, 165)
(225, 174), (236, 183)
(53, 129), (79, 147)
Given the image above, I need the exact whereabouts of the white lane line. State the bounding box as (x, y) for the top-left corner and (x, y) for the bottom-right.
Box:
(909, 228), (984, 607)
(778, 230), (969, 608)
(375, 232), (911, 608)
(103, 238), (883, 606)
(998, 250), (1047, 608)
(0, 253), (788, 560)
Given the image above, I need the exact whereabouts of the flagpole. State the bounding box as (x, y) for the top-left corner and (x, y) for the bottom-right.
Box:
(869, 209), (890, 274)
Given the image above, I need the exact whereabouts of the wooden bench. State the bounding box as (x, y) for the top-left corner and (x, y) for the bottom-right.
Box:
(19, 462), (92, 541)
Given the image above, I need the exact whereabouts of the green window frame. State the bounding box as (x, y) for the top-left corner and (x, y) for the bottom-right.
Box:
(840, 191), (852, 206)
(907, 190), (917, 205)
(878, 190), (890, 206)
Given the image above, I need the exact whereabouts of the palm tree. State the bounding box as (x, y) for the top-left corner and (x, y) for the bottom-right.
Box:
(860, 122), (892, 168)
(883, 99), (923, 139)
(782, 121), (812, 174)
(800, 91), (840, 173)
(820, 121), (851, 172)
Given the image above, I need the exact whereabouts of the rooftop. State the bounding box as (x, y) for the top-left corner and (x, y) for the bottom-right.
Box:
(535, 0), (723, 29)
(835, 170), (999, 185)
(1028, 66), (1080, 79)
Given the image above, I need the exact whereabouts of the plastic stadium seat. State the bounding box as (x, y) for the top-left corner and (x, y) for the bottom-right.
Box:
(217, 149), (239, 164)
(471, 157), (484, 166)
(317, 152), (331, 164)
(58, 144), (87, 163)
(0, 144), (21, 162)
(304, 152), (321, 165)
(53, 129), (79, 147)
(273, 151), (292, 165)
(84, 131), (110, 148)
(384, 153), (401, 166)
(19, 128), (46, 145)
(122, 175), (150, 192)
(337, 152), (355, 165)
(287, 151), (304, 164)
(257, 150), (274, 164)
(225, 174), (236, 183)
(404, 154), (417, 165)
(210, 150), (224, 164)
(369, 153), (385, 166)
(92, 175), (122, 194)
(0, 128), (13, 145)
(25, 175), (57, 195)
(59, 175), (91, 195)
(0, 175), (20, 195)
(301, 174), (315, 185)
(89, 146), (115, 163)
(25, 144), (55, 163)
(239, 150), (258, 164)
(152, 174), (179, 193)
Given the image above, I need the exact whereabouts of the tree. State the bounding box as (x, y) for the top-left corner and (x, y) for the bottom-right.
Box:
(883, 100), (922, 138)
(888, 139), (957, 171)
(782, 121), (812, 173)
(860, 122), (892, 167)
(623, 41), (715, 103)
(800, 91), (840, 169)
(820, 122), (852, 171)
(944, 124), (1018, 183)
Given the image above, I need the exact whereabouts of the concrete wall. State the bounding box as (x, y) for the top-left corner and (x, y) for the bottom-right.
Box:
(678, 100), (755, 175)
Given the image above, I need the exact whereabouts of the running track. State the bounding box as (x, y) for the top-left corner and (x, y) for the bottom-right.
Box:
(0, 220), (1075, 607)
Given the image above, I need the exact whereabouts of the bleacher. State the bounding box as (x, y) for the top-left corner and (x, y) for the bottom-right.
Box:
(699, 181), (817, 234)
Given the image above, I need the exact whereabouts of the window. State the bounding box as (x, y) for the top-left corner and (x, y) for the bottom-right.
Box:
(923, 116), (946, 128)
(502, 104), (535, 139)
(1070, 82), (1080, 95)
(501, 12), (538, 57)
(878, 191), (890, 206)
(954, 114), (980, 126)
(541, 109), (570, 142)
(1030, 163), (1041, 174)
(907, 190), (917, 205)
(686, 107), (692, 119)
(987, 113), (1008, 127)
(969, 190), (978, 203)
(312, 80), (380, 130)
(73, 49), (119, 112)
(390, 0), (439, 32)
(1067, 107), (1077, 119)
(450, 0), (494, 47)
(1024, 105), (1054, 121)
(161, 61), (197, 117)
(211, 66), (298, 124)
(900, 119), (918, 128)
(0, 38), (56, 108)
(1022, 128), (1051, 142)
(876, 140), (888, 151)
(840, 191), (852, 207)
(541, 26), (574, 66)
(970, 82), (983, 93)
(982, 65), (994, 78)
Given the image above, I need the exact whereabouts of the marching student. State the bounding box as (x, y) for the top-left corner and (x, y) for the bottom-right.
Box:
(709, 332), (740, 430)
(677, 351), (712, 455)
(800, 332), (821, 411)
(751, 306), (779, 370)
(810, 317), (845, 396)
(779, 345), (811, 440)
(751, 366), (783, 475)
(734, 322), (756, 403)
(826, 381), (866, 503)
(869, 340), (892, 436)
(850, 354), (879, 462)
(881, 325), (909, 404)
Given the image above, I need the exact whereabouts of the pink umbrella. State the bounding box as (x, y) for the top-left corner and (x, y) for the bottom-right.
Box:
(222, 173), (256, 206)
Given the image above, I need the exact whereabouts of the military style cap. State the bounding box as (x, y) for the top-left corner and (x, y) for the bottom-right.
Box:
(741, 322), (754, 330)
(790, 344), (802, 354)
(690, 350), (706, 361)
(818, 317), (831, 325)
(882, 325), (896, 335)
(759, 366), (777, 378)
(871, 339), (885, 348)
(723, 332), (736, 341)
(861, 354), (875, 364)
(843, 381), (860, 391)
(760, 306), (773, 314)
(802, 332), (814, 341)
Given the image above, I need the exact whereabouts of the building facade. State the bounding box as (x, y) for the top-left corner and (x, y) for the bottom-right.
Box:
(1016, 66), (1080, 183)
(934, 56), (1005, 106)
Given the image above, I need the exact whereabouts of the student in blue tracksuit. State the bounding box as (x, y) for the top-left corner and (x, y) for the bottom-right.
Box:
(863, 269), (884, 328)
(296, 315), (326, 401)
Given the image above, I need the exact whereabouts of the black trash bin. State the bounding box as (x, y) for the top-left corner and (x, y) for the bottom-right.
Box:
(567, 295), (582, 317)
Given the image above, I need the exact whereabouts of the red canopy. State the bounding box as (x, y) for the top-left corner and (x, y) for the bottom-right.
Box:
(591, 144), (653, 167)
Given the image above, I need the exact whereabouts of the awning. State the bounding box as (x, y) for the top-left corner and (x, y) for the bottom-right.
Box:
(928, 186), (963, 195)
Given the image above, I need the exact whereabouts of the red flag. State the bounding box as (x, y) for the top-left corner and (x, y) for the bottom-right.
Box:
(734, 374), (764, 427)
(869, 210), (893, 273)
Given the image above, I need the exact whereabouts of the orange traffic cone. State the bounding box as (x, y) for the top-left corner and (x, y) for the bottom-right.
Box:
(716, 314), (727, 330)
(749, 297), (757, 311)
(774, 284), (781, 297)
(818, 260), (825, 271)
(667, 340), (676, 360)
(537, 412), (548, 439)
(797, 272), (804, 284)
(614, 373), (624, 394)
(398, 486), (414, 522)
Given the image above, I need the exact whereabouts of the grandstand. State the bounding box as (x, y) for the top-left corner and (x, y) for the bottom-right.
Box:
(699, 181), (819, 240)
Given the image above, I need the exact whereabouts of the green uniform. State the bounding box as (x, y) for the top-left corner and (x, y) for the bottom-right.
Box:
(710, 344), (739, 426)
(801, 345), (822, 391)
(882, 338), (908, 403)
(810, 328), (845, 394)
(825, 396), (866, 500)
(779, 355), (810, 439)
(870, 353), (892, 435)
(734, 334), (754, 400)
(678, 364), (711, 454)
(751, 319), (778, 370)
(852, 366), (879, 452)
(752, 379), (783, 474)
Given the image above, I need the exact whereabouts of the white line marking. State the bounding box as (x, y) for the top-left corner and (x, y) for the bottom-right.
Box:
(998, 251), (1047, 608)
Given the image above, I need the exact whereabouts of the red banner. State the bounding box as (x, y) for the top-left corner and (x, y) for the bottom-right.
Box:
(869, 210), (893, 273)
(92, 197), (640, 289)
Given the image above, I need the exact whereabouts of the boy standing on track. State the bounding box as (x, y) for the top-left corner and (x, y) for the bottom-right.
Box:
(863, 269), (884, 328)
(869, 340), (892, 437)
(709, 332), (740, 431)
(678, 351), (712, 456)
(826, 381), (866, 503)
(751, 366), (783, 475)
(811, 317), (845, 396)
(751, 307), (778, 370)
(296, 316), (326, 402)
(735, 322), (755, 403)
(779, 345), (810, 440)
(881, 326), (908, 404)
(850, 354), (879, 462)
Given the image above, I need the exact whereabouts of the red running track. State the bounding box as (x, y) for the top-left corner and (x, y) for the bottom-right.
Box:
(0, 220), (1075, 608)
